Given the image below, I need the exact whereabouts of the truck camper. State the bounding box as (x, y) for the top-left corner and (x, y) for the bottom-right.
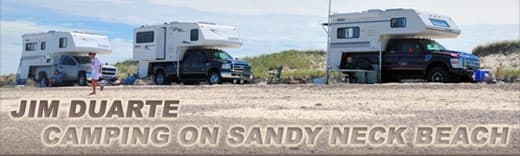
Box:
(133, 22), (253, 85)
(16, 31), (118, 86)
(326, 9), (481, 82)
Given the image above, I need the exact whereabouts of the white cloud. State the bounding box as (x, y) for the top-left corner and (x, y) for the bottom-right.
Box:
(0, 20), (133, 74)
(331, 0), (519, 25)
(149, 0), (519, 25)
(98, 38), (133, 64)
(148, 0), (326, 16)
(11, 0), (519, 26)
(438, 24), (520, 52)
(0, 21), (73, 75)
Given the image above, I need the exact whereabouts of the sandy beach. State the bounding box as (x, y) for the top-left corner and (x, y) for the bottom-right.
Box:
(1, 83), (519, 155)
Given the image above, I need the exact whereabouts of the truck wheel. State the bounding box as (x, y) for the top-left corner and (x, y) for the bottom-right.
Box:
(427, 67), (450, 82)
(39, 73), (48, 87)
(154, 70), (170, 85)
(208, 71), (222, 85)
(244, 74), (254, 84)
(78, 72), (87, 86)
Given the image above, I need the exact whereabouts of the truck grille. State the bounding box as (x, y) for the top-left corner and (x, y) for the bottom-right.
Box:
(102, 68), (116, 75)
(464, 58), (480, 70)
(233, 64), (251, 73)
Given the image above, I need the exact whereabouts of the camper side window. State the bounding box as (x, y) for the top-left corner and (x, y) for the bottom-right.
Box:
(136, 31), (154, 43)
(25, 42), (37, 51)
(337, 27), (360, 39)
(59, 37), (67, 48)
(41, 42), (46, 50)
(391, 18), (407, 28)
(190, 29), (199, 41)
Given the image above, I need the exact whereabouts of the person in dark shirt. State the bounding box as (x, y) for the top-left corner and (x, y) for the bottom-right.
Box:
(49, 69), (64, 87)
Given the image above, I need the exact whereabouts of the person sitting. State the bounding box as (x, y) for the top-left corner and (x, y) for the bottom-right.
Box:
(49, 69), (64, 87)
(124, 73), (137, 85)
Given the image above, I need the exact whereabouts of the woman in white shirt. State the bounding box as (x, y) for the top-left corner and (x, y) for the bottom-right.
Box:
(88, 52), (104, 95)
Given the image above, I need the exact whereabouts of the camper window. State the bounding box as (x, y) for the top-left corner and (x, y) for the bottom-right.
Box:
(190, 29), (199, 41)
(391, 18), (406, 28)
(59, 37), (67, 48)
(136, 31), (154, 43)
(337, 27), (360, 39)
(430, 19), (450, 28)
(41, 42), (46, 50)
(25, 42), (37, 51)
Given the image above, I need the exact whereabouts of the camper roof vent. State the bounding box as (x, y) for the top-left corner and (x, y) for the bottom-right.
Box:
(48, 30), (56, 33)
(198, 21), (216, 25)
(169, 21), (179, 24)
(367, 9), (383, 13)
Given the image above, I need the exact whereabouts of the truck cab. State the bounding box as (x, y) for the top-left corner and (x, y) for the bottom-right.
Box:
(49, 55), (118, 86)
(382, 39), (480, 82)
(152, 49), (252, 85)
(183, 49), (252, 83)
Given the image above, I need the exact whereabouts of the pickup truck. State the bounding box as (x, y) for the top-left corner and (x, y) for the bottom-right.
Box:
(343, 38), (481, 82)
(26, 54), (118, 87)
(149, 49), (253, 85)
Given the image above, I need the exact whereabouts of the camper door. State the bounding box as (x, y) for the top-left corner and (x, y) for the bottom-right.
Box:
(156, 27), (166, 60)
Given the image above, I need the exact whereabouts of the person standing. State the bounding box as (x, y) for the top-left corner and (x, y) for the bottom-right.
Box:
(88, 52), (104, 95)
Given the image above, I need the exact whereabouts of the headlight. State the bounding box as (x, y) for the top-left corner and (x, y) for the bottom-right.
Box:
(222, 63), (231, 70)
(451, 58), (463, 69)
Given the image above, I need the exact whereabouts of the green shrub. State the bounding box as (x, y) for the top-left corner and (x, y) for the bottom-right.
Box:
(0, 74), (16, 88)
(473, 40), (520, 56)
(243, 50), (326, 79)
(113, 60), (138, 79)
(500, 69), (520, 82)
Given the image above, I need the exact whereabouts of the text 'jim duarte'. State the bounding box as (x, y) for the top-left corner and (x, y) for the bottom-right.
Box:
(9, 100), (512, 147)
(10, 100), (180, 119)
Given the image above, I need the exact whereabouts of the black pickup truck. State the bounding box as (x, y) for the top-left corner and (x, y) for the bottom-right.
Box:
(149, 49), (253, 85)
(341, 38), (481, 82)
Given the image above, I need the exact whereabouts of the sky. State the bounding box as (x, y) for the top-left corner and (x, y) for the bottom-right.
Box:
(1, 0), (519, 74)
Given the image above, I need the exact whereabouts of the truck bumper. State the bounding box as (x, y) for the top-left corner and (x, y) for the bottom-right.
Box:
(449, 68), (475, 81)
(221, 71), (253, 81)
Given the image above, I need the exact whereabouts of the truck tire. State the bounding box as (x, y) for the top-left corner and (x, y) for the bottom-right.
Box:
(427, 67), (450, 82)
(208, 71), (222, 85)
(154, 70), (170, 85)
(244, 74), (254, 84)
(39, 72), (48, 87)
(78, 72), (87, 86)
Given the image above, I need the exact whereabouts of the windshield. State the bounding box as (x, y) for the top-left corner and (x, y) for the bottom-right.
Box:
(74, 56), (91, 64)
(206, 50), (233, 60)
(420, 40), (446, 51)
